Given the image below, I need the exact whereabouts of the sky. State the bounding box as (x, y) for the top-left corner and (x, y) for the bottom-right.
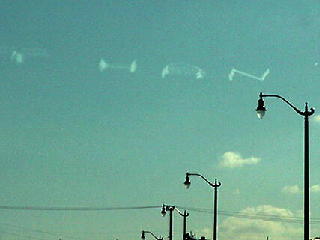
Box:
(0, 1), (320, 240)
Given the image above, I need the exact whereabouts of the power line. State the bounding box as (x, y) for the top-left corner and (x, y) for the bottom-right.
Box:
(1, 204), (320, 224)
(0, 205), (161, 211)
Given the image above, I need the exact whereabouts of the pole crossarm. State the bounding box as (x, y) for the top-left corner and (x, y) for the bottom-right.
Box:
(259, 92), (315, 117)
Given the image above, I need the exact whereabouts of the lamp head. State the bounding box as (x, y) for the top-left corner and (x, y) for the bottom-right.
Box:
(161, 205), (166, 216)
(141, 231), (145, 240)
(256, 94), (266, 119)
(184, 174), (191, 188)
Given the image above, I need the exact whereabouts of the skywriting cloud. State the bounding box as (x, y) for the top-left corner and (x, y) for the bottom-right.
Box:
(11, 51), (24, 64)
(219, 151), (260, 168)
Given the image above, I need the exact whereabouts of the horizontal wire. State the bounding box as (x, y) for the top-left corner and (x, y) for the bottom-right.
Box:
(1, 204), (320, 224)
(1, 204), (319, 240)
(0, 205), (161, 211)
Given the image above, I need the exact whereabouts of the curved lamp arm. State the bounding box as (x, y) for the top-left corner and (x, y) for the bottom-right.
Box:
(174, 208), (189, 217)
(162, 204), (189, 217)
(142, 231), (163, 240)
(259, 92), (315, 117)
(186, 172), (221, 188)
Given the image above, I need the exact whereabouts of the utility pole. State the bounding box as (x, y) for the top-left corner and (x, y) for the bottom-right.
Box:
(256, 93), (315, 240)
(161, 205), (175, 240)
(184, 173), (221, 240)
(213, 179), (220, 240)
(168, 206), (175, 240)
(162, 205), (189, 240)
(182, 210), (188, 240)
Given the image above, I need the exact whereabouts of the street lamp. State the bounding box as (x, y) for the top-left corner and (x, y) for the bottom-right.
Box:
(256, 92), (315, 240)
(161, 204), (190, 240)
(184, 173), (221, 240)
(141, 230), (163, 240)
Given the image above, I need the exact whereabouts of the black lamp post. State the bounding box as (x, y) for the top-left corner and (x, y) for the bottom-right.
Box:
(141, 230), (163, 240)
(256, 92), (315, 240)
(184, 173), (221, 240)
(161, 204), (189, 240)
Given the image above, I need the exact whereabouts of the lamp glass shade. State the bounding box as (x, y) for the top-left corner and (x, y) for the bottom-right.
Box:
(256, 109), (265, 119)
(161, 205), (166, 216)
(256, 97), (266, 119)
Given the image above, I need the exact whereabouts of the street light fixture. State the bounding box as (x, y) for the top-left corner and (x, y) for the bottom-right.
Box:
(141, 230), (163, 240)
(184, 175), (191, 188)
(256, 92), (315, 240)
(161, 204), (167, 217)
(184, 173), (221, 240)
(161, 204), (189, 240)
(256, 94), (266, 119)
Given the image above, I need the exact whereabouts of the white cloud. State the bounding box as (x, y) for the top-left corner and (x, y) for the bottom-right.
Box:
(219, 205), (303, 240)
(282, 185), (301, 194)
(313, 114), (320, 122)
(311, 184), (320, 193)
(234, 188), (240, 194)
(282, 185), (320, 194)
(219, 152), (260, 168)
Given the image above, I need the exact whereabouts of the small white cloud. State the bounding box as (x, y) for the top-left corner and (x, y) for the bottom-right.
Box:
(282, 185), (301, 194)
(219, 152), (260, 168)
(282, 185), (320, 194)
(234, 188), (240, 194)
(313, 114), (320, 122)
(311, 184), (320, 193)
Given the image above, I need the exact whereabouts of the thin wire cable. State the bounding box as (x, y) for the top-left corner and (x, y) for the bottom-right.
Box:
(1, 204), (320, 224)
(0, 205), (161, 211)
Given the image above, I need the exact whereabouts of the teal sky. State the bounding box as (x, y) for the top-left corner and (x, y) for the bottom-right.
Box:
(1, 1), (320, 240)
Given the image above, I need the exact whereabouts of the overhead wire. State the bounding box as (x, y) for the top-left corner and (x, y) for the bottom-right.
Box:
(1, 204), (320, 224)
(1, 205), (320, 240)
(0, 205), (161, 211)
